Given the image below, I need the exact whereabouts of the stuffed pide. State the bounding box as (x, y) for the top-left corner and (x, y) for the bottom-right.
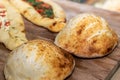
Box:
(9, 0), (66, 32)
(0, 0), (27, 50)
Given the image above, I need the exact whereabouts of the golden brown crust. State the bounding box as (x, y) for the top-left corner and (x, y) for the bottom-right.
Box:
(55, 13), (118, 58)
(9, 0), (66, 32)
(4, 39), (75, 80)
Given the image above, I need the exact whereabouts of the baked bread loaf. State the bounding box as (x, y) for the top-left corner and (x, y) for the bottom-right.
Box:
(0, 0), (27, 50)
(55, 13), (118, 58)
(4, 39), (75, 80)
(9, 0), (66, 32)
(95, 0), (120, 12)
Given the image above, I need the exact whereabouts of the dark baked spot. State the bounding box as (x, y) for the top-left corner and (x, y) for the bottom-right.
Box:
(59, 62), (66, 68)
(107, 46), (112, 52)
(80, 24), (85, 28)
(64, 19), (67, 23)
(89, 47), (95, 52)
(65, 44), (68, 48)
(77, 29), (82, 35)
(26, 56), (28, 58)
(20, 23), (24, 26)
(93, 40), (97, 44)
(24, 43), (27, 44)
(76, 24), (86, 35)
(97, 18), (101, 24)
(89, 46), (100, 53)
(53, 22), (57, 26)
(57, 72), (62, 78)
(23, 10), (27, 15)
(49, 22), (57, 28)
(22, 30), (25, 33)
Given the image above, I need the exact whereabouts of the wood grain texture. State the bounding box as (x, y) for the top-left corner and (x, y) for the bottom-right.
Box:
(1, 0), (120, 80)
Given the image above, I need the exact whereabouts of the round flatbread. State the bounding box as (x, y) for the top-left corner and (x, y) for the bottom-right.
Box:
(0, 0), (27, 50)
(9, 0), (66, 32)
(55, 13), (118, 58)
(4, 39), (75, 80)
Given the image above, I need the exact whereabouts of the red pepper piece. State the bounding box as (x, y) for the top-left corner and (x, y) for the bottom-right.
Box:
(5, 21), (10, 26)
(42, 4), (50, 8)
(37, 9), (43, 13)
(0, 10), (6, 17)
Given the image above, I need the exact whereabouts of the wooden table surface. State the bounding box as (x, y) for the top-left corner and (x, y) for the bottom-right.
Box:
(1, 0), (120, 80)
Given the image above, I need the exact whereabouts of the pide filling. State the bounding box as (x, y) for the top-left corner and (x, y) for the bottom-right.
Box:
(24, 0), (54, 19)
(0, 7), (10, 31)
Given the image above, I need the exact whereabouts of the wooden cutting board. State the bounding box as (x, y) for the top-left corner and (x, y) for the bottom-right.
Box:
(1, 0), (120, 80)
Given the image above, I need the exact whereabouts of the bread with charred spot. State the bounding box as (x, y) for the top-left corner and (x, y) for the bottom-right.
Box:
(55, 13), (118, 58)
(4, 39), (75, 80)
(9, 0), (66, 32)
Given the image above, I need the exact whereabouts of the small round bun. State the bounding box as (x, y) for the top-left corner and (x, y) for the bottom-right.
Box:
(55, 13), (118, 58)
(4, 39), (75, 80)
